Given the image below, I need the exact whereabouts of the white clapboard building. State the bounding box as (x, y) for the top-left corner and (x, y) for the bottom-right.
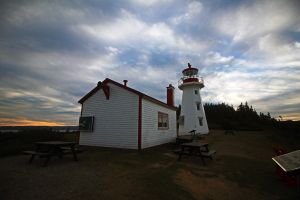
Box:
(78, 78), (177, 150)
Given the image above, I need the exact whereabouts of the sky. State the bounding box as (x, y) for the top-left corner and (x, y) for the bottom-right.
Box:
(0, 0), (300, 126)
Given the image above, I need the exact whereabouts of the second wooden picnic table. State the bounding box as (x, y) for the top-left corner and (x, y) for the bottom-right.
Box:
(177, 141), (216, 165)
(25, 141), (78, 166)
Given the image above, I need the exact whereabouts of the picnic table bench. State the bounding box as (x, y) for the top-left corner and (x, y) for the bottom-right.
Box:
(23, 151), (51, 163)
(177, 141), (216, 165)
(23, 141), (78, 166)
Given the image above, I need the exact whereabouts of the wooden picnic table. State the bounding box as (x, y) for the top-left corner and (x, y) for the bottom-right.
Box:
(272, 150), (300, 195)
(176, 135), (194, 144)
(177, 141), (216, 165)
(24, 141), (78, 166)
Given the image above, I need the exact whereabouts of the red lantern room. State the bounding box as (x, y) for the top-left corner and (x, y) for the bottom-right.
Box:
(178, 63), (204, 90)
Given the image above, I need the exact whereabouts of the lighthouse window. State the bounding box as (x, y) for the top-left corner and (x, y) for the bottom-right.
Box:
(158, 112), (169, 129)
(198, 117), (203, 126)
(196, 103), (201, 110)
(194, 90), (198, 95)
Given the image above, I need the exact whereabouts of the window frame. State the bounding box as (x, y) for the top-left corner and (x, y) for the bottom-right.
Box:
(194, 90), (198, 95)
(79, 116), (94, 132)
(158, 112), (169, 130)
(196, 102), (201, 111)
(198, 117), (203, 126)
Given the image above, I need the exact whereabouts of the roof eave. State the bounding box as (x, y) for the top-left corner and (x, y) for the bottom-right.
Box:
(78, 78), (177, 111)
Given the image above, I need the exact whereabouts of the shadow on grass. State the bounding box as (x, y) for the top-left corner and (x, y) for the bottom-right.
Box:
(210, 155), (298, 199)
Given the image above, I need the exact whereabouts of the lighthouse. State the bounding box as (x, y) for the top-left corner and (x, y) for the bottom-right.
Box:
(178, 63), (209, 135)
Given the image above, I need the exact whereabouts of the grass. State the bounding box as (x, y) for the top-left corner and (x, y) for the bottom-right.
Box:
(0, 129), (299, 200)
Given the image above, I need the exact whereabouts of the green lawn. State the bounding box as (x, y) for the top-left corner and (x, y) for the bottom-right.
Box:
(0, 130), (299, 200)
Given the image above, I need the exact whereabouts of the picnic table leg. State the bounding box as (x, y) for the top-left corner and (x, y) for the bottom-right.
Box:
(197, 147), (206, 165)
(205, 145), (214, 160)
(29, 154), (36, 163)
(29, 144), (42, 163)
(57, 147), (64, 159)
(71, 145), (78, 161)
(43, 155), (51, 167)
(200, 153), (206, 165)
(201, 145), (209, 152)
(178, 146), (184, 161)
(297, 175), (300, 196)
(42, 147), (54, 167)
(189, 147), (194, 155)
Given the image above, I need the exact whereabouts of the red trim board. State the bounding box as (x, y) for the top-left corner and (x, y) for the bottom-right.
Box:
(138, 95), (142, 150)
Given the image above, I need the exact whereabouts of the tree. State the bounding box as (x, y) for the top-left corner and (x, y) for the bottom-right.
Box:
(204, 101), (276, 130)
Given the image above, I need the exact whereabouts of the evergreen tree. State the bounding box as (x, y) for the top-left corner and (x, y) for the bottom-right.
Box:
(204, 101), (276, 130)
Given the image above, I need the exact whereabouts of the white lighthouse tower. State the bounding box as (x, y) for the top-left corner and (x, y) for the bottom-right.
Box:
(178, 63), (209, 135)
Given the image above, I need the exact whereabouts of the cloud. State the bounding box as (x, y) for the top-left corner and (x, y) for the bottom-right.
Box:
(0, 118), (65, 126)
(75, 9), (208, 53)
(251, 89), (300, 118)
(202, 65), (300, 119)
(245, 34), (300, 67)
(170, 1), (203, 25)
(213, 0), (299, 42)
(203, 52), (234, 66)
(129, 0), (172, 7)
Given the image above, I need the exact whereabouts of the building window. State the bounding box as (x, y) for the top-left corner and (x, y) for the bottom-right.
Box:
(195, 90), (198, 95)
(158, 112), (169, 129)
(196, 102), (201, 110)
(178, 115), (184, 125)
(198, 117), (203, 126)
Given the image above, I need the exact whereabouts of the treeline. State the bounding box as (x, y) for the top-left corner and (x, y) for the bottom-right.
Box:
(204, 102), (277, 130)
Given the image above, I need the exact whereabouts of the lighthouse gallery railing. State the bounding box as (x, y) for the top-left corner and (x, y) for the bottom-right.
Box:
(178, 76), (204, 86)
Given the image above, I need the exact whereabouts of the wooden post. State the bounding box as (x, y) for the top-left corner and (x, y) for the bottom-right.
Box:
(297, 175), (300, 196)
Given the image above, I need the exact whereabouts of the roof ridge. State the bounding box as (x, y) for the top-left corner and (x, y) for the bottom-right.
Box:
(78, 78), (177, 111)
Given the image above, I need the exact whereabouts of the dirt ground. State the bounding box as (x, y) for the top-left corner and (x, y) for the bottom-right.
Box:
(0, 129), (299, 200)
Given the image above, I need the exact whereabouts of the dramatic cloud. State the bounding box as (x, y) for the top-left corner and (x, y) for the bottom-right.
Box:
(0, 0), (300, 125)
(213, 0), (299, 42)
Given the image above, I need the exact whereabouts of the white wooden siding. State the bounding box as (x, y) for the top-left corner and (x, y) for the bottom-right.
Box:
(141, 99), (177, 149)
(79, 83), (139, 149)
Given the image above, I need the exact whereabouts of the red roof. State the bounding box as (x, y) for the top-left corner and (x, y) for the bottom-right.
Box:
(182, 67), (198, 73)
(78, 78), (177, 111)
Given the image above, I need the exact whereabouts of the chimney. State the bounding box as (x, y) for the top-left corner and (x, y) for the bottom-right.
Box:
(166, 84), (175, 107)
(123, 80), (128, 86)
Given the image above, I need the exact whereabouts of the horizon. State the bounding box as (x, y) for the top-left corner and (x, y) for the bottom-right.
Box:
(1, 0), (300, 126)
